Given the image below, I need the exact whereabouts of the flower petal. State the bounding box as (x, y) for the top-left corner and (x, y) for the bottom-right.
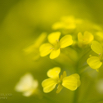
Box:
(78, 32), (83, 43)
(48, 32), (61, 44)
(84, 31), (94, 44)
(62, 74), (80, 91)
(39, 43), (53, 57)
(23, 89), (35, 97)
(78, 32), (94, 45)
(91, 41), (102, 55)
(47, 67), (61, 79)
(15, 73), (35, 92)
(52, 22), (64, 30)
(87, 56), (102, 70)
(56, 84), (63, 93)
(50, 49), (60, 59)
(24, 33), (47, 54)
(22, 80), (38, 97)
(60, 35), (73, 48)
(42, 78), (57, 93)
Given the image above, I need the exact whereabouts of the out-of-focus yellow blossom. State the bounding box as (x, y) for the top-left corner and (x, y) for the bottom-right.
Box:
(39, 32), (73, 59)
(15, 73), (38, 97)
(42, 67), (80, 93)
(52, 16), (82, 30)
(78, 31), (94, 47)
(95, 32), (103, 42)
(87, 41), (103, 71)
(24, 33), (47, 60)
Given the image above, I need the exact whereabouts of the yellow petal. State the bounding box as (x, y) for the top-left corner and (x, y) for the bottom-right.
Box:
(87, 56), (102, 70)
(39, 43), (53, 57)
(42, 78), (57, 93)
(78, 32), (94, 45)
(96, 32), (103, 41)
(84, 31), (94, 44)
(78, 32), (83, 43)
(24, 33), (47, 54)
(91, 41), (102, 55)
(52, 22), (64, 30)
(56, 84), (63, 93)
(60, 35), (73, 48)
(47, 67), (61, 79)
(48, 32), (61, 44)
(50, 49), (60, 59)
(61, 16), (75, 23)
(62, 74), (80, 91)
(63, 24), (76, 29)
(34, 32), (47, 48)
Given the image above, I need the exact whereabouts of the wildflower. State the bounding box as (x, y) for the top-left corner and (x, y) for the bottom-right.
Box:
(42, 67), (80, 93)
(39, 32), (73, 59)
(52, 16), (82, 30)
(87, 41), (103, 71)
(24, 32), (47, 60)
(15, 73), (38, 97)
(78, 31), (94, 47)
(95, 32), (103, 42)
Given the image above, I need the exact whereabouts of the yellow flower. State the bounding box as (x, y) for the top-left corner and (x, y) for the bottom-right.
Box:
(95, 32), (103, 42)
(42, 67), (81, 93)
(78, 31), (94, 47)
(52, 16), (82, 30)
(15, 73), (38, 97)
(24, 32), (47, 60)
(39, 32), (73, 59)
(87, 41), (103, 71)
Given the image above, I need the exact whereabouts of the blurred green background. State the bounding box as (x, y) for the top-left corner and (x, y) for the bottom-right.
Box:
(0, 0), (103, 103)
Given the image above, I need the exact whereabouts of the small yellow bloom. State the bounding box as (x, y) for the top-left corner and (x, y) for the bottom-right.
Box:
(95, 32), (103, 42)
(78, 31), (94, 47)
(42, 67), (80, 93)
(39, 32), (73, 59)
(87, 41), (103, 71)
(15, 73), (38, 97)
(52, 16), (82, 30)
(24, 33), (47, 60)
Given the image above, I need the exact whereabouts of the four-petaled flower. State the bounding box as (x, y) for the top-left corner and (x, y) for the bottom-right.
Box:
(78, 31), (94, 47)
(42, 67), (81, 93)
(39, 32), (73, 59)
(15, 73), (38, 97)
(52, 16), (82, 30)
(87, 41), (103, 71)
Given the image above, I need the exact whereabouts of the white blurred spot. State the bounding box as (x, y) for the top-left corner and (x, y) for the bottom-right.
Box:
(15, 73), (38, 97)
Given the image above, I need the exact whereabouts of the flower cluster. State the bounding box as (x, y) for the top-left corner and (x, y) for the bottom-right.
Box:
(87, 41), (103, 71)
(15, 16), (103, 102)
(42, 67), (80, 93)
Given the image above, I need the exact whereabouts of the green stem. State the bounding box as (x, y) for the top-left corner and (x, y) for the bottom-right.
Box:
(73, 88), (79, 103)
(79, 81), (94, 103)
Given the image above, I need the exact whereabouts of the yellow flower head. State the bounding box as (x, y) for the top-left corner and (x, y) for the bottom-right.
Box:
(24, 33), (47, 60)
(87, 41), (103, 71)
(52, 16), (82, 30)
(39, 32), (73, 59)
(42, 67), (80, 93)
(78, 31), (94, 47)
(95, 32), (103, 42)
(15, 73), (38, 97)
